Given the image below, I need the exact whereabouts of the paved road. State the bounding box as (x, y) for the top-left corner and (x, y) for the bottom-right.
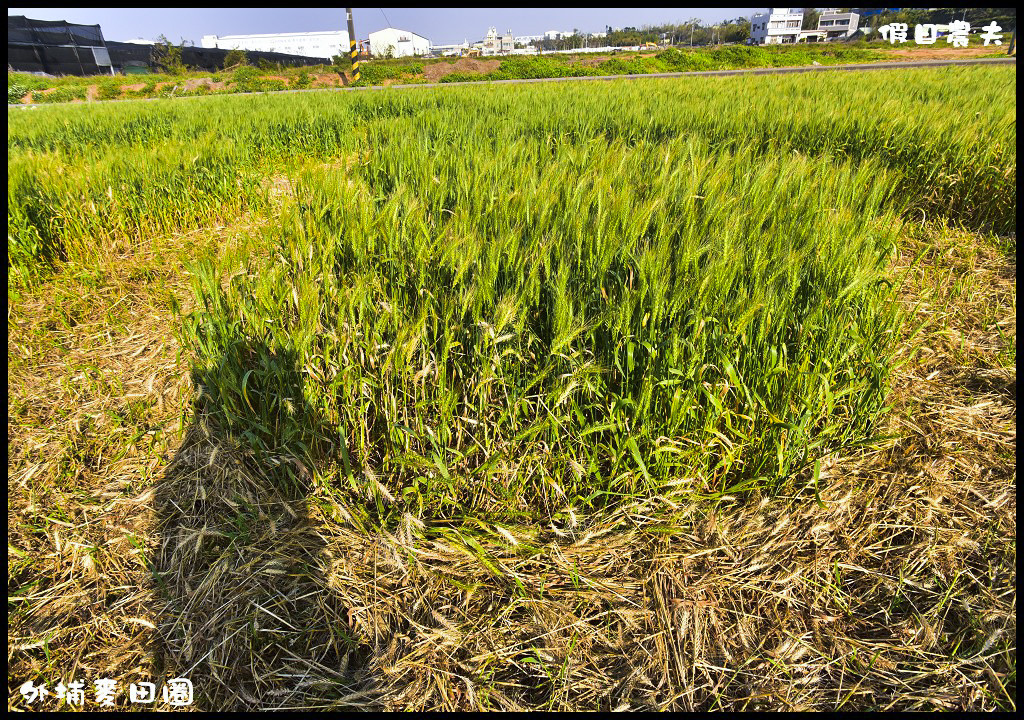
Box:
(9, 56), (1015, 108)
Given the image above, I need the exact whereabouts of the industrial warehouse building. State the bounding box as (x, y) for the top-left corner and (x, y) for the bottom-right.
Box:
(201, 30), (349, 60)
(368, 27), (431, 58)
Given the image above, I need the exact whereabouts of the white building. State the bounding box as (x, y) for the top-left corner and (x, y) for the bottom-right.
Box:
(749, 8), (804, 44)
(514, 34), (544, 46)
(481, 27), (514, 55)
(368, 27), (431, 58)
(433, 42), (470, 56)
(544, 30), (573, 41)
(817, 9), (860, 40)
(200, 30), (348, 59)
(799, 9), (862, 42)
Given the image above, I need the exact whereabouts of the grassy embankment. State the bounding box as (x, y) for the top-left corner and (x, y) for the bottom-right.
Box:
(12, 38), (1009, 104)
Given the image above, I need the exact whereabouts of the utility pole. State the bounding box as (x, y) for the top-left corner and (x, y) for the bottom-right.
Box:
(346, 8), (359, 84)
(1008, 27), (1016, 55)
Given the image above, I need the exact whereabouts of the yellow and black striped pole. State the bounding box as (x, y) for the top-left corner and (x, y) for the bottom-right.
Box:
(346, 8), (360, 83)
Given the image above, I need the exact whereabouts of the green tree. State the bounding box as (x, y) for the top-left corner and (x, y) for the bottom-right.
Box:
(332, 44), (352, 68)
(803, 9), (821, 31)
(223, 48), (248, 69)
(721, 19), (751, 43)
(153, 34), (186, 75)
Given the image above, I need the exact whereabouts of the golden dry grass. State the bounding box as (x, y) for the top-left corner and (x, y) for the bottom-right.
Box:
(8, 220), (1015, 710)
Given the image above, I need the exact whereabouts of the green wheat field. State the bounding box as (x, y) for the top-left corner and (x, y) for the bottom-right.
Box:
(8, 66), (1016, 710)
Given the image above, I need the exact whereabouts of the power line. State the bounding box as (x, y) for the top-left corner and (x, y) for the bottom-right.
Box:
(379, 8), (391, 29)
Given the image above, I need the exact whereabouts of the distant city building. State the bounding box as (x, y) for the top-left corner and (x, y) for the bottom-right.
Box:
(801, 9), (861, 42)
(481, 27), (514, 55)
(433, 41), (470, 56)
(544, 30), (573, 41)
(200, 30), (348, 59)
(368, 27), (431, 57)
(749, 8), (804, 44)
(482, 27), (498, 54)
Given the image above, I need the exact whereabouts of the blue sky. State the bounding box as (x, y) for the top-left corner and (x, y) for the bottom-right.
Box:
(9, 8), (760, 45)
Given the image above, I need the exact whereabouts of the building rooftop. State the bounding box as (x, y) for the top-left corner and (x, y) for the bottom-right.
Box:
(369, 27), (430, 41)
(204, 30), (345, 40)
